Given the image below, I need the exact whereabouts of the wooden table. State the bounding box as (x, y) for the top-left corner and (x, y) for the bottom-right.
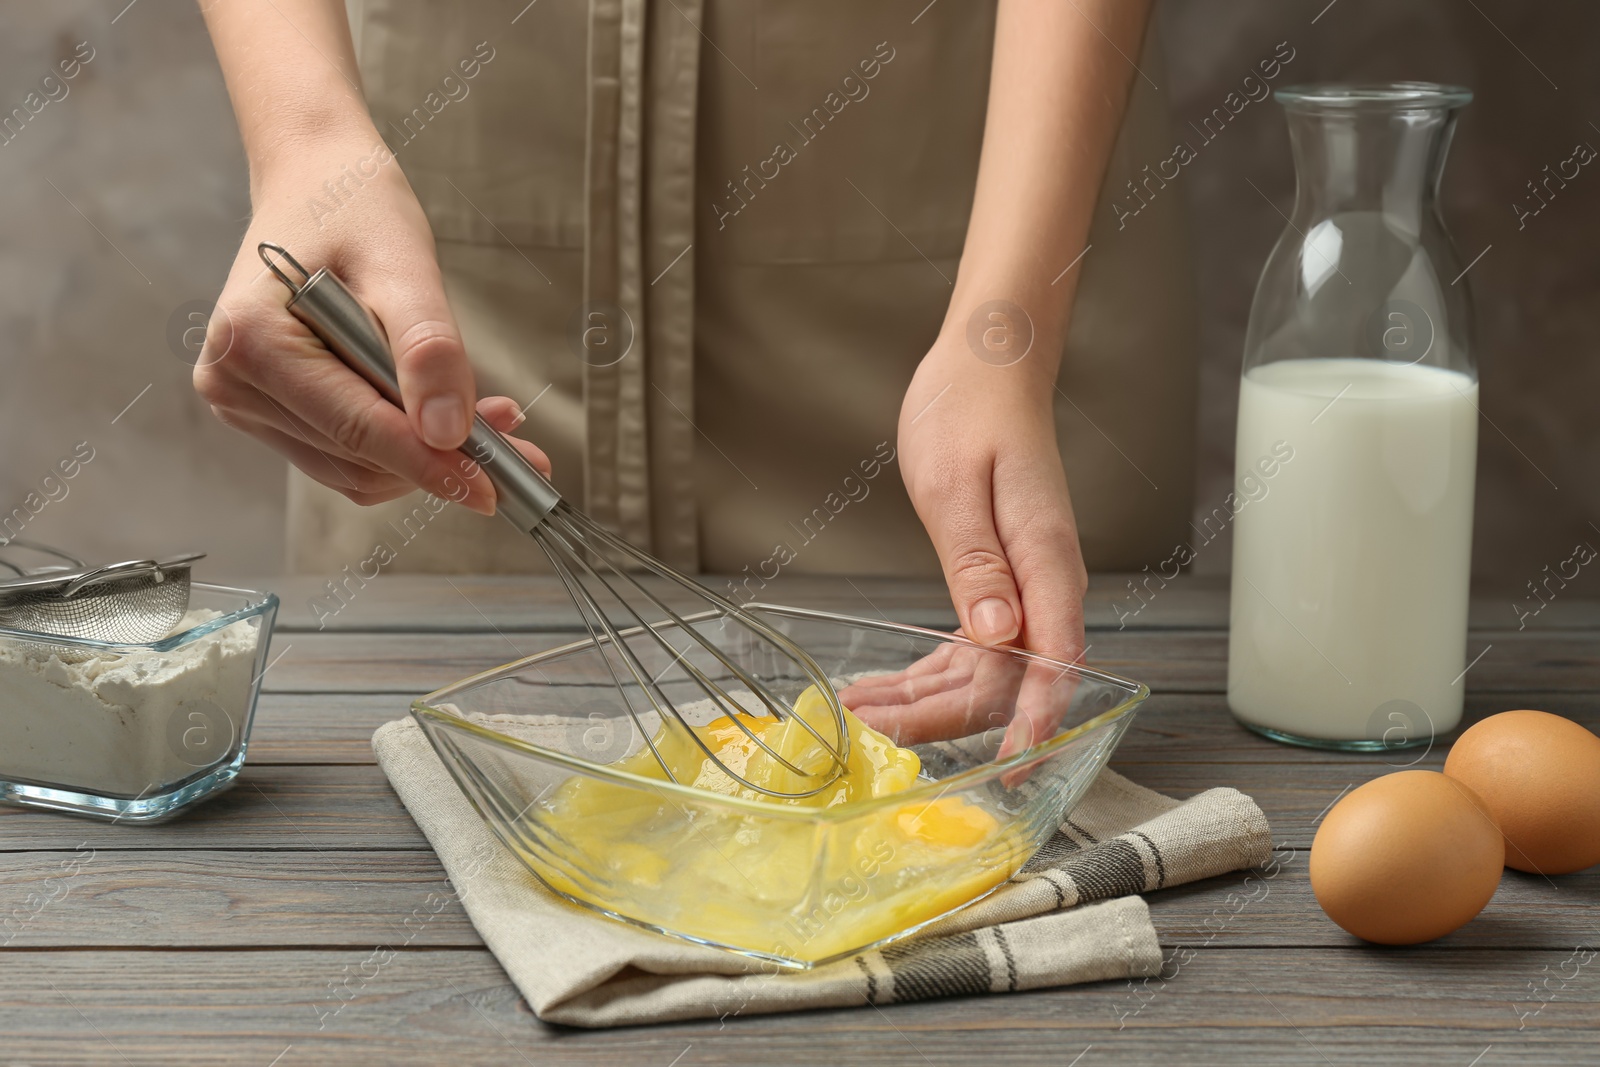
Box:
(2, 573), (1595, 1064)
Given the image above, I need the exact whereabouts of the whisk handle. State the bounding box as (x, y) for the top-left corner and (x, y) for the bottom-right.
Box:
(258, 243), (562, 532)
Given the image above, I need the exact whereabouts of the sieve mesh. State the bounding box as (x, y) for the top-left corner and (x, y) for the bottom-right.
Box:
(0, 570), (193, 643)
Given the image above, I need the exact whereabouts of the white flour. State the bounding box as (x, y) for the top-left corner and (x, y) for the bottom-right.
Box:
(0, 610), (259, 797)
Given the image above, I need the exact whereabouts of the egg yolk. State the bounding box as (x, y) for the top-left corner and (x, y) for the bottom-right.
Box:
(532, 686), (1028, 963)
(897, 797), (997, 849)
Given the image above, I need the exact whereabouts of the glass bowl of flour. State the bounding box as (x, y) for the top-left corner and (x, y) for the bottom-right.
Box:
(0, 583), (278, 821)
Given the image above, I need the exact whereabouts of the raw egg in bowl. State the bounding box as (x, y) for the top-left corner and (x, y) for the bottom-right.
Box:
(412, 605), (1147, 969)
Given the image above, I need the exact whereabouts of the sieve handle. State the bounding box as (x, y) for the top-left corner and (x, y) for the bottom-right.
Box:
(257, 243), (561, 533)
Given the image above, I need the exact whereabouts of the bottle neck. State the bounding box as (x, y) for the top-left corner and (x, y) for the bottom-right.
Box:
(1285, 107), (1459, 234)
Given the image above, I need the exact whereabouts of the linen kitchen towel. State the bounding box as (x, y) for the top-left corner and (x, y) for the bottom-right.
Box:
(373, 716), (1272, 1028)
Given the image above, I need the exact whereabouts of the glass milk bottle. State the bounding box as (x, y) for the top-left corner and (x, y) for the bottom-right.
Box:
(1228, 84), (1478, 750)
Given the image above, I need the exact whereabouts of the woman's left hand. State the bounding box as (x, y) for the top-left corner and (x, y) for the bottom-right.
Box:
(843, 335), (1087, 758)
(896, 336), (1088, 666)
(843, 0), (1146, 755)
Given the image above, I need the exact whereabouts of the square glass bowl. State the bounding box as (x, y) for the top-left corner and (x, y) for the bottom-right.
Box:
(0, 583), (279, 822)
(414, 605), (1147, 969)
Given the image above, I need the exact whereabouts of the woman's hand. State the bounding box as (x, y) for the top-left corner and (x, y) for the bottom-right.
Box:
(844, 335), (1087, 762)
(897, 336), (1088, 665)
(844, 0), (1146, 748)
(193, 0), (550, 516)
(195, 132), (549, 515)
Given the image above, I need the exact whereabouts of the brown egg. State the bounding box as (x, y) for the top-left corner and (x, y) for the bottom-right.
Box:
(1310, 770), (1503, 944)
(1444, 710), (1600, 876)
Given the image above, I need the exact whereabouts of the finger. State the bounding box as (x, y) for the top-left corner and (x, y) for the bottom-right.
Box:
(503, 436), (554, 479)
(841, 660), (970, 711)
(853, 690), (990, 746)
(230, 319), (500, 515)
(218, 411), (416, 504)
(476, 396), (526, 432)
(838, 643), (962, 701)
(995, 514), (1088, 764)
(840, 645), (972, 707)
(473, 398), (555, 479)
(852, 655), (1027, 746)
(837, 673), (909, 703)
(982, 451), (1086, 756)
(918, 466), (1023, 647)
(1010, 534), (1087, 665)
(366, 269), (478, 451)
(212, 383), (395, 473)
(198, 249), (497, 512)
(998, 661), (1076, 750)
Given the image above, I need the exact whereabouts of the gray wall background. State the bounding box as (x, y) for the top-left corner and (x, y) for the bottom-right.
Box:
(1, 0), (1592, 596)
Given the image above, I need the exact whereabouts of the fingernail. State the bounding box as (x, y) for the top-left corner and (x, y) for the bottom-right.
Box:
(508, 408), (527, 430)
(420, 395), (467, 448)
(970, 598), (1019, 645)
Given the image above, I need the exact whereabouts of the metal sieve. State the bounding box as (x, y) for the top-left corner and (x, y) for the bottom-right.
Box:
(0, 540), (206, 643)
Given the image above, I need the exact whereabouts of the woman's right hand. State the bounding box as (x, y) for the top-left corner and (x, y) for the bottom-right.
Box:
(194, 131), (549, 516)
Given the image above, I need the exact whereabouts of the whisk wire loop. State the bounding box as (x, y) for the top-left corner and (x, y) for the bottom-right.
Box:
(553, 512), (818, 747)
(537, 506), (848, 798)
(558, 508), (852, 765)
(533, 522), (693, 791)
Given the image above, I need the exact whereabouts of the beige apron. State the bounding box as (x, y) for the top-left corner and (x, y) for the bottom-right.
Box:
(292, 0), (1198, 576)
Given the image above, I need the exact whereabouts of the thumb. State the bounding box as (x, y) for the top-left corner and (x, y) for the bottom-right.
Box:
(373, 273), (477, 451)
(925, 480), (1023, 647)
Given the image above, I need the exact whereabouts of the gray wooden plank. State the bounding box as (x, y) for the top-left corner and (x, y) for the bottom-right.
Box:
(258, 572), (966, 633)
(1104, 759), (1482, 850)
(1143, 857), (1598, 951)
(0, 764), (422, 852)
(1114, 692), (1600, 764)
(0, 846), (1590, 951)
(0, 948), (1592, 1065)
(247, 693), (410, 764)
(0, 850), (474, 948)
(244, 690), (1600, 767)
(255, 627), (1600, 694)
(257, 572), (1024, 634)
(244, 571), (1600, 634)
(1083, 630), (1600, 693)
(258, 630), (587, 694)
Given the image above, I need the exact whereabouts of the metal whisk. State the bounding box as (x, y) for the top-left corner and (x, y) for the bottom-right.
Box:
(259, 243), (850, 798)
